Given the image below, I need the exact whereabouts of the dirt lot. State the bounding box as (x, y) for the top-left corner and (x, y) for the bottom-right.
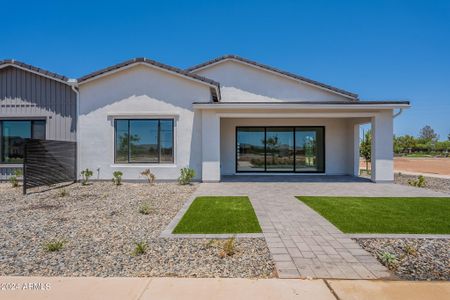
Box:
(361, 157), (450, 176)
(394, 157), (450, 176)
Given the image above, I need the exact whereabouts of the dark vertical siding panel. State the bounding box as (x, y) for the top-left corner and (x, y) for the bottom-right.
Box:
(27, 70), (32, 115)
(0, 66), (77, 179)
(0, 66), (76, 141)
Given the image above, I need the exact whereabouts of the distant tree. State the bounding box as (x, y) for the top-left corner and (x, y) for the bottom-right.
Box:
(448, 133), (450, 141)
(394, 134), (416, 154)
(360, 130), (371, 172)
(419, 125), (438, 143)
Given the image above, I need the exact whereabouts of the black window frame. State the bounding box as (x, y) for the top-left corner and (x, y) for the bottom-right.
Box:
(0, 119), (46, 164)
(114, 119), (174, 164)
(235, 126), (325, 173)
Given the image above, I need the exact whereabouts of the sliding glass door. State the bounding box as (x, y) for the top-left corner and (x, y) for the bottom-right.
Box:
(266, 128), (294, 171)
(236, 126), (325, 173)
(295, 128), (324, 172)
(236, 127), (265, 171)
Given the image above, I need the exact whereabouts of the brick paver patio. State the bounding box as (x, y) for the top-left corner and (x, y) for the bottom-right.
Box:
(192, 175), (448, 279)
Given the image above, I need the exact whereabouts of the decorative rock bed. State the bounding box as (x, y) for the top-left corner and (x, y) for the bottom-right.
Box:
(0, 182), (274, 278)
(395, 173), (450, 194)
(356, 238), (449, 281)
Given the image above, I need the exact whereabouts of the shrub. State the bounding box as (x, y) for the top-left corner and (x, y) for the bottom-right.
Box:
(378, 251), (398, 269)
(138, 202), (152, 215)
(44, 240), (65, 252)
(132, 241), (147, 256)
(112, 171), (123, 186)
(80, 168), (93, 185)
(404, 244), (417, 256)
(178, 167), (195, 185)
(58, 189), (69, 197)
(408, 175), (426, 188)
(140, 169), (156, 185)
(9, 169), (22, 188)
(219, 237), (236, 258)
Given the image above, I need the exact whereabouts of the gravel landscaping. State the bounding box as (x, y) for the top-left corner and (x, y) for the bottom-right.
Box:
(395, 173), (450, 194)
(0, 182), (274, 278)
(356, 238), (449, 281)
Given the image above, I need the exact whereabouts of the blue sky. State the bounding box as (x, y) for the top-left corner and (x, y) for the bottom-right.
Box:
(2, 0), (449, 140)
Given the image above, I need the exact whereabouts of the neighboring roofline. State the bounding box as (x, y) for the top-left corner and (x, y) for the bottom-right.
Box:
(77, 57), (221, 101)
(186, 55), (358, 100)
(0, 59), (71, 85)
(192, 100), (410, 110)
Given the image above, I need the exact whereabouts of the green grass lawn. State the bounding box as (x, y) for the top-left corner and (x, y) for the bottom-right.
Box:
(173, 196), (262, 234)
(297, 196), (450, 234)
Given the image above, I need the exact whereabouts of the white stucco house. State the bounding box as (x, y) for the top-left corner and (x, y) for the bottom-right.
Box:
(76, 55), (409, 183)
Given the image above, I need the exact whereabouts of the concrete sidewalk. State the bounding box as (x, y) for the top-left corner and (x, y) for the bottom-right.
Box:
(1, 277), (449, 300)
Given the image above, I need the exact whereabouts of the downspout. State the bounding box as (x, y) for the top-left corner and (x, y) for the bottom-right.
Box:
(68, 79), (79, 182)
(393, 108), (403, 118)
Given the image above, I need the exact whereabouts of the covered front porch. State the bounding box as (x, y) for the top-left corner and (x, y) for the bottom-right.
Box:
(196, 102), (400, 183)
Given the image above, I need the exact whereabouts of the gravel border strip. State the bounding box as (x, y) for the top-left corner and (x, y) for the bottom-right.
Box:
(160, 194), (264, 239)
(348, 234), (450, 239)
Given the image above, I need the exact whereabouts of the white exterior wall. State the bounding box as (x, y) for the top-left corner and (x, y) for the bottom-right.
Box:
(194, 60), (353, 102)
(78, 64), (211, 180)
(201, 111), (221, 182)
(220, 118), (355, 175)
(371, 110), (394, 182)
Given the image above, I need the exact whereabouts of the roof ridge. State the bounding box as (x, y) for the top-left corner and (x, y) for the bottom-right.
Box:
(186, 55), (358, 99)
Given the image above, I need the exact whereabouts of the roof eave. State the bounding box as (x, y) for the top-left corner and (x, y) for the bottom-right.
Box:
(192, 101), (410, 110)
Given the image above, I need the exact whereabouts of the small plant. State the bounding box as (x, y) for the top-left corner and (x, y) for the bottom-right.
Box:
(9, 169), (22, 188)
(44, 240), (65, 252)
(58, 189), (69, 197)
(80, 168), (93, 185)
(219, 237), (236, 258)
(138, 202), (153, 215)
(112, 171), (123, 186)
(408, 175), (426, 188)
(206, 239), (218, 248)
(141, 169), (156, 185)
(178, 167), (195, 185)
(378, 251), (398, 269)
(404, 244), (417, 256)
(132, 241), (147, 256)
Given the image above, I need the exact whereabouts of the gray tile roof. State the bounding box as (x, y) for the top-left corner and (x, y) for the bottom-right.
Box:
(0, 59), (69, 82)
(186, 55), (358, 100)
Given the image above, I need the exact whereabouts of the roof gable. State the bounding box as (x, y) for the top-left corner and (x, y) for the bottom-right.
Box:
(78, 57), (221, 101)
(187, 55), (357, 100)
(0, 59), (70, 84)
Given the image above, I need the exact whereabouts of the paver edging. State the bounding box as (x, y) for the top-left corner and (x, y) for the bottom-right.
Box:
(348, 233), (450, 239)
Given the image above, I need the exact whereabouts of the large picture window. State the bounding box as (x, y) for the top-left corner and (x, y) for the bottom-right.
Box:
(114, 119), (174, 164)
(236, 126), (324, 173)
(0, 120), (46, 164)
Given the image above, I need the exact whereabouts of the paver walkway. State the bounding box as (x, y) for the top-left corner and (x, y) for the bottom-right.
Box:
(193, 175), (448, 279)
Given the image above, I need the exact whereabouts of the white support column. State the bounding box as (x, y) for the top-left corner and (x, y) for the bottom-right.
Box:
(371, 110), (394, 182)
(201, 111), (221, 182)
(353, 123), (360, 176)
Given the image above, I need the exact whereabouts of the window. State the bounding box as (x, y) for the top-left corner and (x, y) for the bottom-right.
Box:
(236, 126), (325, 173)
(0, 120), (46, 164)
(114, 119), (174, 164)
